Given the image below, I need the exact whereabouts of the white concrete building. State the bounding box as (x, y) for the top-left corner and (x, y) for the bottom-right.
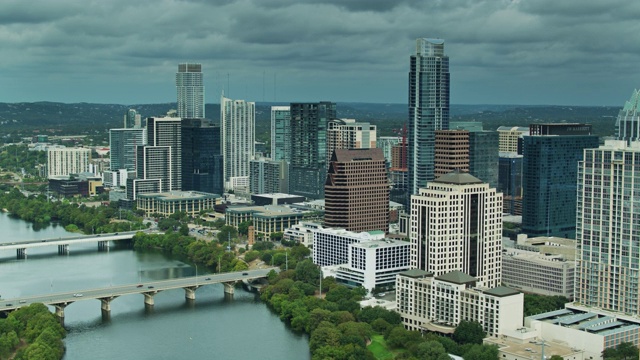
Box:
(502, 248), (575, 299)
(47, 146), (92, 177)
(525, 304), (640, 359)
(284, 221), (323, 247)
(326, 118), (377, 164)
(221, 96), (255, 190)
(313, 228), (385, 266)
(396, 269), (523, 337)
(333, 239), (410, 292)
(410, 171), (503, 288)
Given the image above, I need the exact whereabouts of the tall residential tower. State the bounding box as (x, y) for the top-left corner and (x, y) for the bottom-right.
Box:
(176, 63), (205, 119)
(408, 38), (450, 197)
(221, 95), (255, 190)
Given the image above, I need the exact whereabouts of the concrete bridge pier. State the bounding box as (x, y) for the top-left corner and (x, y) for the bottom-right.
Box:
(99, 296), (119, 318)
(16, 248), (27, 259)
(57, 244), (69, 255)
(98, 240), (110, 251)
(223, 281), (237, 295)
(183, 286), (200, 300)
(53, 303), (68, 325)
(144, 292), (157, 307)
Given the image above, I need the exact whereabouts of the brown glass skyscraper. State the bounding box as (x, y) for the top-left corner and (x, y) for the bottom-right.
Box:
(324, 148), (389, 233)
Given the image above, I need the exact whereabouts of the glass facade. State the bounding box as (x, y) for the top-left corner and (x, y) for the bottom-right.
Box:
(521, 134), (599, 238)
(181, 118), (223, 196)
(289, 102), (336, 199)
(271, 106), (291, 162)
(408, 38), (450, 198)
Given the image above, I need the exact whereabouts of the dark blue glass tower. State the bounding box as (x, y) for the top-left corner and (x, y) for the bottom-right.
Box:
(181, 118), (223, 196)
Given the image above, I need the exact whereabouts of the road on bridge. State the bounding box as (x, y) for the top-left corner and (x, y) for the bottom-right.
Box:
(0, 268), (278, 311)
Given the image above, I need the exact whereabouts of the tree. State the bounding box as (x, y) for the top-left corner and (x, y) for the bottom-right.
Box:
(309, 321), (342, 352)
(294, 259), (320, 285)
(416, 341), (449, 360)
(453, 320), (486, 345)
(238, 220), (252, 236)
(217, 226), (237, 244)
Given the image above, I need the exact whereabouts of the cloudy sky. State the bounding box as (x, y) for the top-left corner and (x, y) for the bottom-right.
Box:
(1, 0), (639, 106)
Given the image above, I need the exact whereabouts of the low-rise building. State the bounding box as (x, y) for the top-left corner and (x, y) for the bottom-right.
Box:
(283, 221), (323, 247)
(313, 228), (386, 266)
(525, 304), (640, 359)
(251, 193), (305, 206)
(396, 269), (523, 337)
(226, 205), (306, 241)
(332, 239), (410, 292)
(136, 191), (221, 217)
(502, 248), (575, 299)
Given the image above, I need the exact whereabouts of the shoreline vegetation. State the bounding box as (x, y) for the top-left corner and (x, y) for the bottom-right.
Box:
(0, 187), (570, 359)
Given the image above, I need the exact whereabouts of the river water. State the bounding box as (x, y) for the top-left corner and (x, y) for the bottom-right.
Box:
(0, 213), (310, 360)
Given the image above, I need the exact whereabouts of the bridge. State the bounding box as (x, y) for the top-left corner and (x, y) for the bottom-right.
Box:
(0, 268), (277, 325)
(0, 231), (144, 259)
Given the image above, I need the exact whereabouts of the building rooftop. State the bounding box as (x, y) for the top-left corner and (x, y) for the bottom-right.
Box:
(433, 170), (483, 185)
(483, 286), (521, 297)
(331, 148), (385, 162)
(351, 239), (410, 249)
(137, 191), (220, 200)
(399, 269), (433, 279)
(528, 305), (640, 337)
(435, 271), (477, 285)
(252, 193), (304, 200)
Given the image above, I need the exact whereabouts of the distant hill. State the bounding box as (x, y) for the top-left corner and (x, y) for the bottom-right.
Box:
(0, 101), (619, 144)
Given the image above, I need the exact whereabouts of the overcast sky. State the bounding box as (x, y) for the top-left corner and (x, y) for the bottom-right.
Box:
(1, 0), (639, 106)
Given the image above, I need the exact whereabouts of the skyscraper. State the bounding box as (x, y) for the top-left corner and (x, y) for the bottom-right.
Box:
(144, 117), (182, 191)
(410, 171), (502, 288)
(271, 106), (291, 162)
(434, 130), (469, 178)
(615, 89), (640, 144)
(109, 128), (146, 171)
(124, 109), (142, 128)
(221, 95), (255, 190)
(324, 148), (389, 233)
(289, 102), (336, 199)
(176, 63), (205, 119)
(576, 140), (640, 314)
(450, 121), (499, 189)
(181, 118), (223, 196)
(408, 38), (450, 197)
(326, 118), (377, 165)
(521, 123), (599, 238)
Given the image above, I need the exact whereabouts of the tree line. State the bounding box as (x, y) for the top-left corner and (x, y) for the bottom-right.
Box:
(0, 303), (66, 360)
(260, 260), (499, 360)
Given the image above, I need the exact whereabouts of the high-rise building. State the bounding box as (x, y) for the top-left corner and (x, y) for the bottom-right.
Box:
(575, 140), (640, 314)
(221, 96), (255, 190)
(450, 122), (499, 189)
(326, 118), (377, 165)
(109, 128), (146, 171)
(47, 146), (92, 177)
(135, 146), (171, 192)
(181, 118), (223, 196)
(615, 89), (640, 144)
(434, 130), (469, 178)
(289, 102), (336, 199)
(250, 158), (289, 194)
(124, 109), (142, 128)
(377, 136), (402, 168)
(410, 171), (502, 288)
(143, 117), (182, 191)
(271, 106), (291, 162)
(497, 126), (529, 154)
(324, 148), (389, 233)
(176, 63), (205, 119)
(498, 153), (523, 215)
(521, 123), (599, 239)
(408, 38), (450, 196)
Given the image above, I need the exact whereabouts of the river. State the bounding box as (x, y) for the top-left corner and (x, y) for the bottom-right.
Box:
(0, 213), (310, 359)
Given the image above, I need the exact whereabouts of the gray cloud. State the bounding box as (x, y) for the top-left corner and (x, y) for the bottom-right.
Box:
(0, 0), (638, 105)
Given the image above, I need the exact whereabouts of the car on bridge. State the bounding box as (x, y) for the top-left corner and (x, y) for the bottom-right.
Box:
(73, 293), (83, 297)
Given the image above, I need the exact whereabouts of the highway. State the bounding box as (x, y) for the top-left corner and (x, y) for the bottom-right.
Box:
(0, 268), (277, 312)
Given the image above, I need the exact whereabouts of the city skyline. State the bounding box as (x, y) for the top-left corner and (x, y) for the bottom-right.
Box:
(1, 1), (639, 106)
